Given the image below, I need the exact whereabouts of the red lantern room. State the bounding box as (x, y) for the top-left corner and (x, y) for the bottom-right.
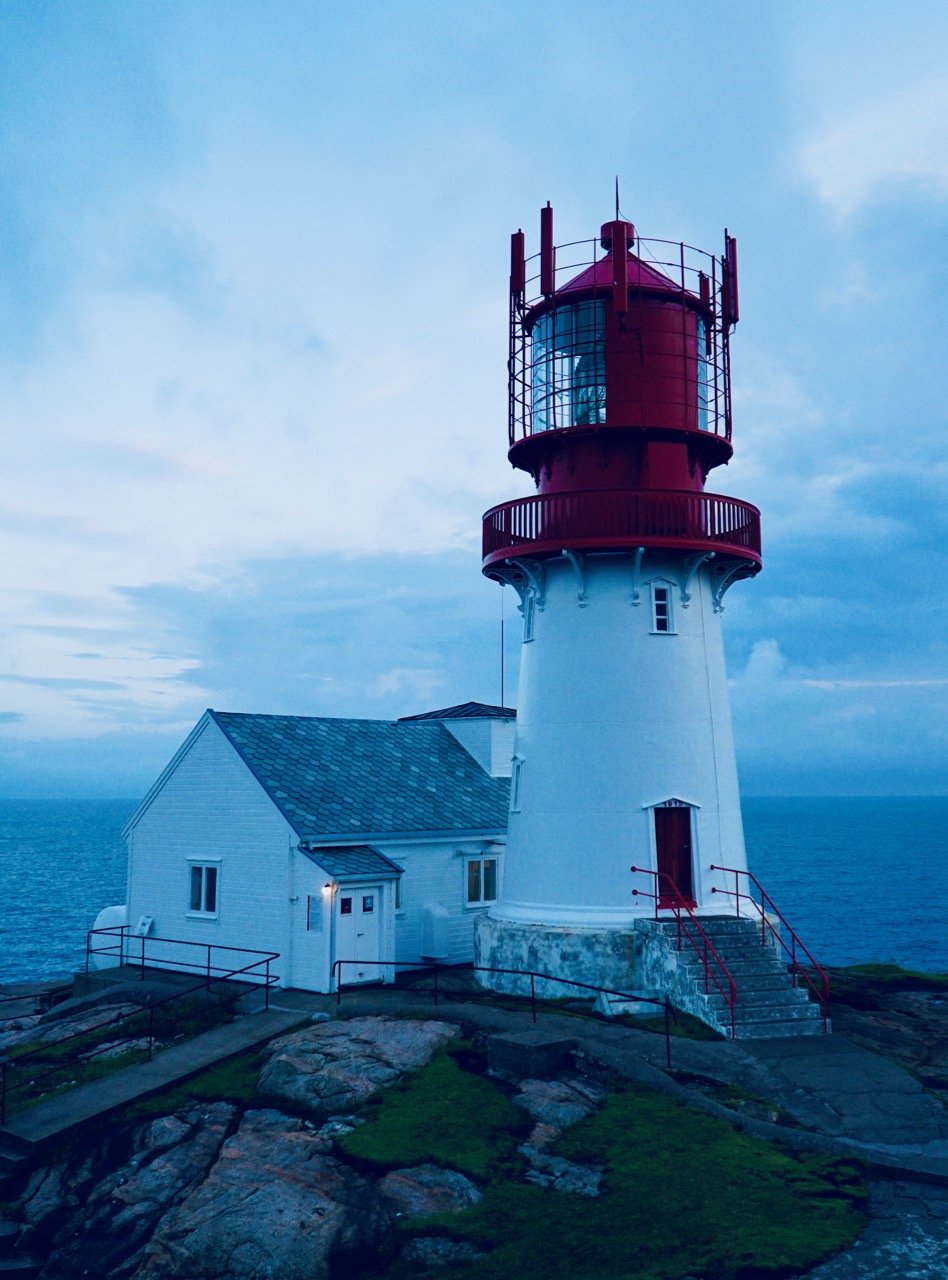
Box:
(483, 204), (761, 581)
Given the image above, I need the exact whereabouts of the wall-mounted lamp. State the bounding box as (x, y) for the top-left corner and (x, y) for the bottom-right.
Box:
(321, 882), (334, 897)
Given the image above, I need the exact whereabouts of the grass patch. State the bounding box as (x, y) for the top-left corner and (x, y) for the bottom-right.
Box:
(829, 964), (948, 1009)
(121, 1049), (263, 1121)
(4, 995), (238, 1117)
(422, 1086), (864, 1280)
(338, 1046), (529, 1180)
(346, 1060), (865, 1280)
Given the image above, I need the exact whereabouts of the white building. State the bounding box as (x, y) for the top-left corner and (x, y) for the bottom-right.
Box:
(103, 702), (513, 993)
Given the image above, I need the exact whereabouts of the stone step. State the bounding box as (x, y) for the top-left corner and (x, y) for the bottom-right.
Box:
(705, 986), (814, 1010)
(733, 1018), (828, 1040)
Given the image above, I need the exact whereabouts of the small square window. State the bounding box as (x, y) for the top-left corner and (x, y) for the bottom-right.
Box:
(188, 864), (218, 916)
(340, 897), (353, 915)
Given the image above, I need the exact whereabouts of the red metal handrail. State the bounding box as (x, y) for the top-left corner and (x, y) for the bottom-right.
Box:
(630, 865), (737, 1039)
(482, 488), (761, 569)
(710, 864), (829, 1032)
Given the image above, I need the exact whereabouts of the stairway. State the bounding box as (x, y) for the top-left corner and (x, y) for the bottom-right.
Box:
(642, 915), (827, 1039)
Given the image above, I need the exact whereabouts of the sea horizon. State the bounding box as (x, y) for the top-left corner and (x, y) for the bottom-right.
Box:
(1, 795), (946, 985)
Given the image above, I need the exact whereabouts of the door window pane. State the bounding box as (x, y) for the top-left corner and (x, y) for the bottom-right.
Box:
(340, 897), (353, 915)
(362, 895), (374, 913)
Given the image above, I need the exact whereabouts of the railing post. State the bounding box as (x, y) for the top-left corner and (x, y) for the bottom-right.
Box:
(530, 973), (537, 1023)
(147, 1002), (155, 1062)
(140, 934), (145, 981)
(265, 958), (271, 1010)
(0, 1057), (8, 1124)
(85, 930), (92, 974)
(433, 967), (440, 1007)
(734, 871), (740, 917)
(336, 963), (343, 1006)
(206, 945), (212, 991)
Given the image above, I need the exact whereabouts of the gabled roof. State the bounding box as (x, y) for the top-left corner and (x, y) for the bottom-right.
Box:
(301, 845), (402, 880)
(398, 701), (516, 721)
(209, 710), (510, 841)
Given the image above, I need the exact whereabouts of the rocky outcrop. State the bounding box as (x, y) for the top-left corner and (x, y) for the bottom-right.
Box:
(379, 1164), (481, 1218)
(132, 1109), (387, 1280)
(512, 1077), (605, 1198)
(257, 1016), (460, 1116)
(19, 1103), (236, 1279)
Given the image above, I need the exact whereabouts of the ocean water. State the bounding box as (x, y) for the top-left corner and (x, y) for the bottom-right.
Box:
(0, 796), (945, 985)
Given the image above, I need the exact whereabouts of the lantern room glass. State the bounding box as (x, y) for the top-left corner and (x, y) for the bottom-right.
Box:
(530, 299), (606, 433)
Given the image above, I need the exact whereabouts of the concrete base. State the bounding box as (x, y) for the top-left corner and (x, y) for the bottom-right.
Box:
(474, 914), (653, 1001)
(487, 1031), (577, 1081)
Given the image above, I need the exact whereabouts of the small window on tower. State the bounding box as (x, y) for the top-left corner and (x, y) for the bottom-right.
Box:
(510, 757), (524, 811)
(652, 584), (674, 634)
(522, 592), (536, 642)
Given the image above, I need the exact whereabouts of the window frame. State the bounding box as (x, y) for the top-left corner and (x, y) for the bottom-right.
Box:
(187, 860), (220, 919)
(465, 856), (499, 908)
(650, 582), (676, 635)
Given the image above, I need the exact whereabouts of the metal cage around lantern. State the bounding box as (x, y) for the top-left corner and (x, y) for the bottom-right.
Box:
(508, 232), (737, 449)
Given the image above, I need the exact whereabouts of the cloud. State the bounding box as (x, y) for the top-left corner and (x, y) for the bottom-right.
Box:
(799, 76), (948, 217)
(0, 712), (23, 725)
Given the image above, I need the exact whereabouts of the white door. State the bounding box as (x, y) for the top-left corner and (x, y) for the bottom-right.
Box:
(335, 886), (382, 984)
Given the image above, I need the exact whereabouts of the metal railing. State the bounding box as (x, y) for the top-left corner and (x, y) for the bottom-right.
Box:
(710, 864), (830, 1032)
(482, 488), (761, 570)
(331, 958), (674, 1068)
(86, 926), (278, 995)
(630, 866), (738, 1040)
(0, 934), (280, 1123)
(509, 233), (733, 445)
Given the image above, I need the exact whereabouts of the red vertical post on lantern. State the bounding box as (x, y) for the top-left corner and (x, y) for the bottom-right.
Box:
(540, 203), (555, 296)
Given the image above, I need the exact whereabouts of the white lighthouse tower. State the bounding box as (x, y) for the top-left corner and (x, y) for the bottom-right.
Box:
(474, 204), (825, 1035)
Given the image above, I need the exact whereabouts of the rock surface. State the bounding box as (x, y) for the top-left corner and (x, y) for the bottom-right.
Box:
(132, 1108), (387, 1280)
(379, 1164), (481, 1218)
(257, 1016), (459, 1116)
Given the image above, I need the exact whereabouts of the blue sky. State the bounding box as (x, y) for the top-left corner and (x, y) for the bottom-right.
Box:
(0, 0), (946, 797)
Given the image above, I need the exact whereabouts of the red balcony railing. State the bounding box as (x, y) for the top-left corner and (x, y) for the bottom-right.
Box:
(482, 489), (761, 569)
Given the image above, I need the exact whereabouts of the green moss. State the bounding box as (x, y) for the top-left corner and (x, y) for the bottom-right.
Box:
(628, 1008), (724, 1040)
(413, 1086), (866, 1280)
(338, 1048), (529, 1180)
(120, 1049), (263, 1120)
(829, 964), (948, 1010)
(347, 1063), (865, 1280)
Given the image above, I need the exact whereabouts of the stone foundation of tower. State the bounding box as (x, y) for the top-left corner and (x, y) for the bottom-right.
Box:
(474, 913), (654, 1002)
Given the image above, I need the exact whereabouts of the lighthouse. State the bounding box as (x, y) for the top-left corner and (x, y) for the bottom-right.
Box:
(475, 202), (772, 1013)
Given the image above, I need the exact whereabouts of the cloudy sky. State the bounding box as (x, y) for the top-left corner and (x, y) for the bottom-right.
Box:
(1, 0), (946, 797)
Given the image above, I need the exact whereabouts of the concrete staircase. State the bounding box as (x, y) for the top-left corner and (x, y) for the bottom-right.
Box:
(643, 915), (828, 1040)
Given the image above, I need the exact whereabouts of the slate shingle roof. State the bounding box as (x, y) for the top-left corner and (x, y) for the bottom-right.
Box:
(301, 846), (402, 879)
(209, 710), (510, 840)
(398, 701), (515, 721)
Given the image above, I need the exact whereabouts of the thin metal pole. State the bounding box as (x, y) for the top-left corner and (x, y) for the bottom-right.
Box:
(434, 967), (440, 1007)
(140, 935), (145, 981)
(265, 959), (270, 1010)
(530, 973), (536, 1023)
(147, 1003), (155, 1062)
(206, 946), (211, 991)
(85, 930), (91, 974)
(0, 1058), (7, 1124)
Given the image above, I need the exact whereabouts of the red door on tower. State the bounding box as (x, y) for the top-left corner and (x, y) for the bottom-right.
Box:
(655, 806), (695, 907)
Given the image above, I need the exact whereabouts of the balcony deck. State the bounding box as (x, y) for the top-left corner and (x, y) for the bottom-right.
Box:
(482, 489), (762, 571)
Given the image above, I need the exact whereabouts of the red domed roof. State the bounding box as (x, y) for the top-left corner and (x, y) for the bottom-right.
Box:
(559, 250), (681, 297)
